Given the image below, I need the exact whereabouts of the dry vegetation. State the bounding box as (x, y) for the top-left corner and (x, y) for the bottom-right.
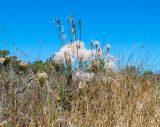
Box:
(0, 16), (160, 127)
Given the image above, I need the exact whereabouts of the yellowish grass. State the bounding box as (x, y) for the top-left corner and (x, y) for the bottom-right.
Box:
(0, 68), (160, 127)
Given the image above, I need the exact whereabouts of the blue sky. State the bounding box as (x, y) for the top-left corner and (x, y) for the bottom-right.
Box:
(0, 0), (160, 68)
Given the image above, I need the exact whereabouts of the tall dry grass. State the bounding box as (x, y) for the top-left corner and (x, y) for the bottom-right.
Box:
(0, 62), (160, 127)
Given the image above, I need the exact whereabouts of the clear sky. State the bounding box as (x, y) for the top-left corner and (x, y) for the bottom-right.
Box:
(0, 0), (160, 68)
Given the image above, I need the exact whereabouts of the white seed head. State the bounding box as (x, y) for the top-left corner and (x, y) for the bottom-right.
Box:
(37, 72), (48, 80)
(53, 52), (64, 63)
(74, 71), (94, 82)
(104, 55), (116, 70)
(0, 58), (5, 64)
(106, 44), (111, 49)
(93, 40), (100, 46)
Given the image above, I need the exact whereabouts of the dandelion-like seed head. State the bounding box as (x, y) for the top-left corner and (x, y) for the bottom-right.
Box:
(37, 72), (48, 86)
(105, 55), (116, 70)
(0, 58), (5, 64)
(74, 71), (94, 82)
(106, 44), (111, 49)
(93, 40), (100, 47)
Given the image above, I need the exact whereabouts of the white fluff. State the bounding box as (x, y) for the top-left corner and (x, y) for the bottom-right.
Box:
(106, 44), (111, 49)
(74, 71), (94, 82)
(53, 40), (117, 71)
(0, 58), (5, 64)
(53, 40), (91, 63)
(37, 72), (48, 79)
(53, 52), (64, 63)
(104, 55), (116, 70)
(93, 40), (100, 46)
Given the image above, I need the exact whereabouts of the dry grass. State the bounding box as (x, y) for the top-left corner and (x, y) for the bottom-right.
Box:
(0, 64), (160, 127)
